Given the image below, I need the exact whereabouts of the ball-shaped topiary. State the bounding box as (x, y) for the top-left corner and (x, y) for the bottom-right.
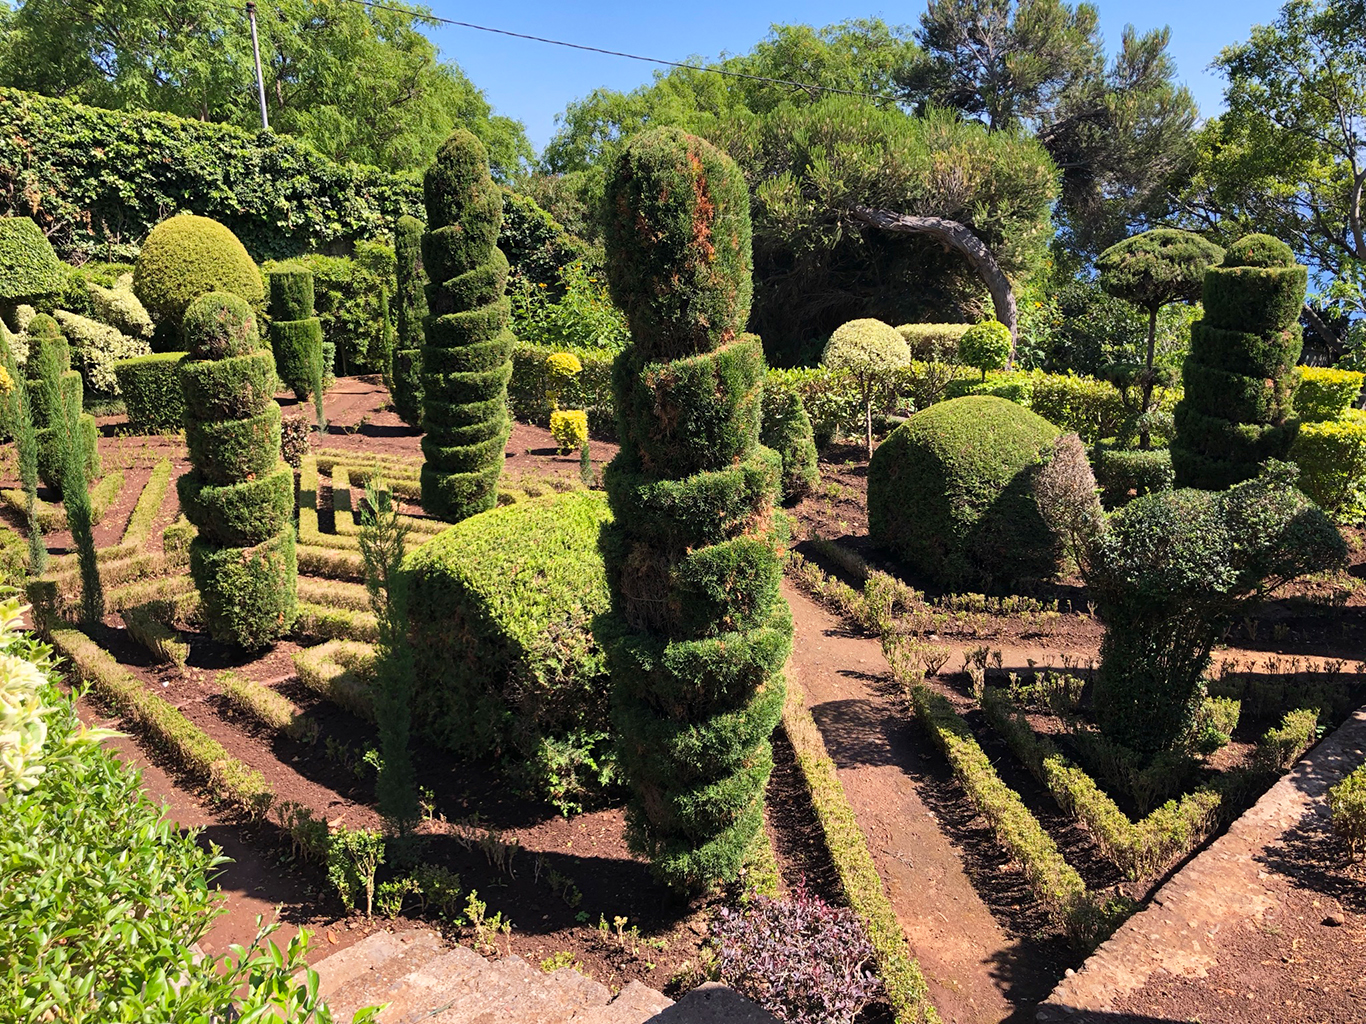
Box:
(0, 217), (65, 311)
(821, 318), (909, 457)
(392, 214), (427, 428)
(418, 130), (514, 521)
(1172, 234), (1307, 490)
(268, 265), (323, 402)
(133, 215), (264, 333)
(597, 127), (788, 894)
(603, 126), (753, 363)
(959, 320), (1013, 380)
(868, 395), (1061, 590)
(178, 291), (295, 648)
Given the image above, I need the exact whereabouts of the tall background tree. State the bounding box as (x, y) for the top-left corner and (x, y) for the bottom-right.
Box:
(0, 0), (531, 176)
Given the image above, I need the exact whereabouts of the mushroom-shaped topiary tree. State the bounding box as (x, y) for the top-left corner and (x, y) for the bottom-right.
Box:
(959, 319), (1013, 382)
(597, 125), (790, 893)
(0, 217), (64, 327)
(1098, 228), (1224, 448)
(392, 214), (427, 428)
(821, 318), (910, 458)
(1172, 234), (1307, 490)
(177, 292), (296, 648)
(418, 130), (514, 521)
(133, 215), (265, 346)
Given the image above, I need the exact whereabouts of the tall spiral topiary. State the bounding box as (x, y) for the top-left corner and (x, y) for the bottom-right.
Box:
(1172, 234), (1307, 490)
(268, 264), (323, 404)
(177, 292), (296, 648)
(417, 131), (513, 521)
(597, 126), (788, 893)
(392, 214), (427, 428)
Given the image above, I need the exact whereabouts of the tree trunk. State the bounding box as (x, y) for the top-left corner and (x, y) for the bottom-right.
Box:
(848, 206), (1020, 366)
(1140, 307), (1158, 450)
(865, 399), (874, 460)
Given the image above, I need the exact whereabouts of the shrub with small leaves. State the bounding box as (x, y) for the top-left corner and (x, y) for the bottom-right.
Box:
(545, 351), (582, 407)
(821, 318), (909, 457)
(960, 320), (1013, 380)
(1329, 764), (1366, 860)
(549, 408), (588, 453)
(713, 883), (882, 1024)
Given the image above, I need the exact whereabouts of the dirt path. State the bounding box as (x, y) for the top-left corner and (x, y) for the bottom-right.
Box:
(783, 580), (1061, 1024)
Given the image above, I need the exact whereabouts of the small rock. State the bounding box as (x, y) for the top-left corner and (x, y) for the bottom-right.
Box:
(1064, 968), (1075, 978)
(1323, 912), (1345, 927)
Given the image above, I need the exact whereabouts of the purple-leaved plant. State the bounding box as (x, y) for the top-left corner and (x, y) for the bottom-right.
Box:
(713, 882), (882, 1024)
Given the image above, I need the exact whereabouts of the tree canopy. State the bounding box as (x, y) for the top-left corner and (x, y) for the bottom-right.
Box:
(0, 0), (532, 177)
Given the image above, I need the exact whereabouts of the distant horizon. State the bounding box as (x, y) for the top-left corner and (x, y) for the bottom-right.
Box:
(418, 0), (1287, 154)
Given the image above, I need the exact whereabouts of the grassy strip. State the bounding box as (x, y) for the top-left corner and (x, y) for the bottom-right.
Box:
(912, 685), (1111, 947)
(47, 552), (169, 612)
(51, 459), (176, 571)
(292, 639), (376, 721)
(298, 509), (361, 550)
(51, 628), (273, 817)
(781, 668), (938, 1024)
(3, 471), (124, 532)
(296, 577), (372, 611)
(331, 465), (357, 536)
(121, 601), (189, 667)
(299, 454), (319, 510)
(315, 448), (422, 475)
(297, 544), (365, 581)
(980, 689), (1222, 879)
(219, 669), (319, 744)
(106, 575), (196, 613)
(294, 602), (379, 643)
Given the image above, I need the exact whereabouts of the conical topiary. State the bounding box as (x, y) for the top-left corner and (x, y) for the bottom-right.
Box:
(1172, 234), (1307, 490)
(392, 214), (427, 428)
(418, 131), (513, 521)
(178, 291), (297, 648)
(597, 126), (788, 893)
(268, 264), (323, 404)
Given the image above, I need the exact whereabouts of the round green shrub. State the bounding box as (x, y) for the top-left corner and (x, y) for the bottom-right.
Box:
(113, 352), (187, 433)
(182, 291), (259, 361)
(1096, 228), (1224, 313)
(868, 395), (1060, 590)
(1221, 233), (1295, 268)
(822, 319), (909, 376)
(603, 126), (753, 362)
(0, 217), (64, 304)
(959, 320), (1013, 378)
(133, 215), (264, 328)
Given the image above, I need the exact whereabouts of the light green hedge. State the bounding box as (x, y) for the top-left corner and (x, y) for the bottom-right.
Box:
(1290, 411), (1366, 523)
(1296, 365), (1364, 423)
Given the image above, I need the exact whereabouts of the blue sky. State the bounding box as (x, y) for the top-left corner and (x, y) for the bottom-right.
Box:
(419, 0), (1288, 153)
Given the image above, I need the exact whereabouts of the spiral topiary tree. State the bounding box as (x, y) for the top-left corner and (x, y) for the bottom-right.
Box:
(418, 132), (513, 520)
(177, 292), (297, 648)
(268, 264), (323, 405)
(392, 214), (427, 428)
(597, 126), (789, 893)
(1172, 234), (1308, 490)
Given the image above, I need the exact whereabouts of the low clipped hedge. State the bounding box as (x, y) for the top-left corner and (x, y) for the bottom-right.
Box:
(1290, 412), (1366, 523)
(114, 352), (186, 432)
(1092, 447), (1174, 508)
(508, 344), (616, 431)
(868, 396), (1060, 591)
(1296, 366), (1364, 423)
(405, 490), (613, 766)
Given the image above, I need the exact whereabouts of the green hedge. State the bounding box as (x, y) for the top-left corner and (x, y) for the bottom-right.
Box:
(0, 215), (64, 304)
(113, 352), (186, 432)
(134, 215), (265, 330)
(1092, 447), (1174, 508)
(405, 492), (614, 802)
(1290, 412), (1366, 523)
(1297, 366), (1364, 423)
(508, 345), (615, 431)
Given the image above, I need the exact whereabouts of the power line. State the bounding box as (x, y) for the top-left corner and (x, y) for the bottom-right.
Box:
(319, 0), (899, 103)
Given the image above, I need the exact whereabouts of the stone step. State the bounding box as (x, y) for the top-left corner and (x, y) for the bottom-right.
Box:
(571, 980), (673, 1024)
(309, 931), (410, 1004)
(643, 983), (779, 1023)
(375, 946), (491, 1023)
(324, 929), (447, 1023)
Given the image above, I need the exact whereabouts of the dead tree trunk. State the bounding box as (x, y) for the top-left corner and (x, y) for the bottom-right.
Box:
(849, 205), (1020, 366)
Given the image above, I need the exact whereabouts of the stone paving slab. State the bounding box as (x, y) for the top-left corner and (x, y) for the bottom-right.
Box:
(1038, 706), (1366, 1022)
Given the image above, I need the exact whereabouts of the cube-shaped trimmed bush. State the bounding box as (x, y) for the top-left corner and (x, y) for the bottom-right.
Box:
(114, 352), (188, 432)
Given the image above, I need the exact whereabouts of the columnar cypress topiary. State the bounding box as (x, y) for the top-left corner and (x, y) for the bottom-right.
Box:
(597, 126), (789, 893)
(25, 315), (98, 495)
(0, 328), (43, 571)
(268, 264), (323, 405)
(1172, 234), (1307, 490)
(177, 292), (297, 648)
(418, 132), (512, 520)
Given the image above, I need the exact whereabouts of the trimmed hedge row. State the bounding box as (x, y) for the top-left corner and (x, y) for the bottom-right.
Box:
(1290, 411), (1366, 523)
(292, 640), (377, 722)
(1297, 365), (1364, 423)
(114, 353), (186, 432)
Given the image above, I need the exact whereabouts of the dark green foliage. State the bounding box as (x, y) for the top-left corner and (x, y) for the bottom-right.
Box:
(1097, 230), (1224, 314)
(598, 128), (786, 892)
(760, 387), (819, 500)
(268, 266), (323, 401)
(25, 321), (97, 495)
(114, 353), (186, 432)
(0, 215), (64, 306)
(406, 492), (617, 808)
(35, 406), (98, 493)
(1093, 447), (1173, 508)
(134, 217), (264, 330)
(392, 215), (426, 427)
(419, 130), (513, 521)
(868, 396), (1061, 591)
(603, 127), (753, 362)
(0, 325), (43, 571)
(1085, 466), (1345, 759)
(180, 289), (295, 647)
(56, 376), (101, 624)
(1173, 236), (1308, 489)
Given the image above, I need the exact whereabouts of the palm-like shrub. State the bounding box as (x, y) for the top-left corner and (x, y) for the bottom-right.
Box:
(821, 318), (909, 458)
(178, 292), (296, 648)
(268, 265), (323, 403)
(133, 215), (264, 338)
(418, 131), (513, 521)
(598, 126), (788, 893)
(392, 214), (427, 428)
(1173, 234), (1307, 489)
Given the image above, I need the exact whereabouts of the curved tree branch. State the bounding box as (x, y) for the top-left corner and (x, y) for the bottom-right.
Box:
(848, 205), (1020, 365)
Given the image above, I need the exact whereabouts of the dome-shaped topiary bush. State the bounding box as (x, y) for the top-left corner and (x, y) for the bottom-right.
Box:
(268, 264), (323, 402)
(597, 127), (788, 893)
(178, 291), (296, 648)
(959, 320), (1013, 380)
(418, 131), (514, 521)
(869, 395), (1061, 590)
(133, 215), (264, 335)
(0, 217), (65, 315)
(391, 214), (427, 428)
(1172, 234), (1306, 490)
(821, 318), (909, 457)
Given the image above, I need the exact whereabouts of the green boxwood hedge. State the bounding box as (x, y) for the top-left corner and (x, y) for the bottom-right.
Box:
(1296, 366), (1364, 423)
(113, 352), (186, 432)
